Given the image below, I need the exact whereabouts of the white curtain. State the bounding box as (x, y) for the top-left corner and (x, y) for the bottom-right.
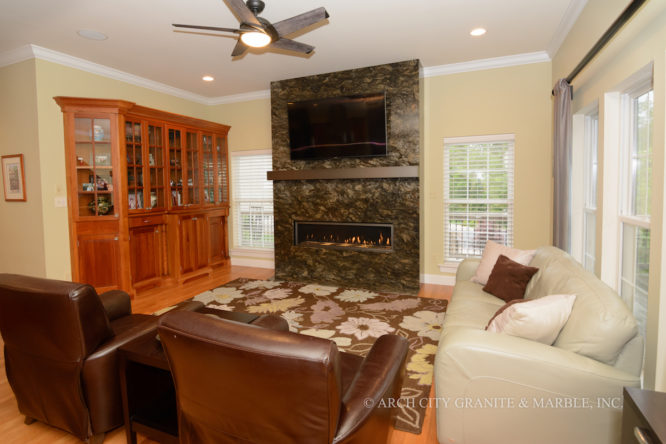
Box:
(552, 79), (573, 252)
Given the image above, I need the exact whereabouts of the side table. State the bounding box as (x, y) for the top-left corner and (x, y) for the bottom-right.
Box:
(622, 386), (666, 444)
(119, 308), (258, 444)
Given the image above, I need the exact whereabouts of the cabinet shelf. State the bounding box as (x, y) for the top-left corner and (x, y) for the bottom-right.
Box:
(79, 190), (113, 195)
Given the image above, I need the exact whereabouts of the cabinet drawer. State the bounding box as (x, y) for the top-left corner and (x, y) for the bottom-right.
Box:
(129, 214), (166, 228)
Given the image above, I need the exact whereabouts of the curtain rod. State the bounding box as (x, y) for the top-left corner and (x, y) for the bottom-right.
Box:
(553, 0), (648, 95)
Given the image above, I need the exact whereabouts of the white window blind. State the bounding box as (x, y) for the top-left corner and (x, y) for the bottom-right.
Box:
(443, 135), (514, 261)
(231, 152), (274, 249)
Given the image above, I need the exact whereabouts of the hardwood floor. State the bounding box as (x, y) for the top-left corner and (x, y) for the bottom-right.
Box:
(0, 264), (451, 444)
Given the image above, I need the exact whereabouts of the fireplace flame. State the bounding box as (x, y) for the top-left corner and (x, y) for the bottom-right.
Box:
(297, 222), (392, 251)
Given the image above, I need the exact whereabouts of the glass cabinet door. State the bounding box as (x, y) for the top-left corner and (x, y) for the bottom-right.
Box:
(215, 135), (228, 204)
(202, 134), (214, 204)
(168, 128), (183, 207)
(147, 124), (165, 209)
(125, 120), (143, 210)
(186, 131), (200, 205)
(75, 117), (114, 217)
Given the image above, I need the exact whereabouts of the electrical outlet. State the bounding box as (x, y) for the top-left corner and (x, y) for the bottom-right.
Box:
(54, 196), (67, 208)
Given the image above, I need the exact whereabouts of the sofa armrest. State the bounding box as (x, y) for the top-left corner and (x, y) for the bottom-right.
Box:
(333, 334), (408, 443)
(456, 258), (481, 282)
(98, 290), (132, 320)
(434, 328), (640, 444)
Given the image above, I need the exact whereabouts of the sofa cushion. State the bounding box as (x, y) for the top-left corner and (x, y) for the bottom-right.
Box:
(482, 255), (539, 302)
(525, 246), (638, 364)
(486, 294), (577, 345)
(471, 240), (536, 285)
(445, 281), (505, 330)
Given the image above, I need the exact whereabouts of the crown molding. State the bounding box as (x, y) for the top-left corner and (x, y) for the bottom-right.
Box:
(547, 0), (588, 58)
(0, 45), (36, 68)
(2, 44), (552, 105)
(207, 89), (271, 105)
(422, 51), (551, 78)
(27, 45), (213, 104)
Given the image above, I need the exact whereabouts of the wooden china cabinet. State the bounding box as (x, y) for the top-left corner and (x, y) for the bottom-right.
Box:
(56, 97), (230, 295)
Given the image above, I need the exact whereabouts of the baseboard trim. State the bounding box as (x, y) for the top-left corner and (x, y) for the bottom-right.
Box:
(230, 257), (275, 269)
(421, 273), (456, 286)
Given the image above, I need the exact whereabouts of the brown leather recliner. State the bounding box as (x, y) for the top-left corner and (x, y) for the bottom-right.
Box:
(0, 273), (198, 443)
(158, 310), (409, 444)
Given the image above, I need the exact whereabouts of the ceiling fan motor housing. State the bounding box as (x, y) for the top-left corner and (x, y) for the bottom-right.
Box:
(246, 0), (265, 15)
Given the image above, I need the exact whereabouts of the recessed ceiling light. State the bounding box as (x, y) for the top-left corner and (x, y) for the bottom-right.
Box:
(202, 75), (215, 82)
(77, 29), (108, 41)
(470, 28), (487, 37)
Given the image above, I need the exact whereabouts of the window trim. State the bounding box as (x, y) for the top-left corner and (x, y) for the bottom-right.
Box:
(441, 133), (515, 268)
(230, 149), (274, 251)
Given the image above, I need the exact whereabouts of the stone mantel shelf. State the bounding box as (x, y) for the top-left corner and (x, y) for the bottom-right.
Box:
(267, 166), (418, 181)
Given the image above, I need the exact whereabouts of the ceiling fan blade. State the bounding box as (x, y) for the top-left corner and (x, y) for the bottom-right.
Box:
(273, 7), (329, 37)
(231, 39), (248, 57)
(270, 38), (314, 54)
(223, 0), (262, 27)
(173, 23), (241, 33)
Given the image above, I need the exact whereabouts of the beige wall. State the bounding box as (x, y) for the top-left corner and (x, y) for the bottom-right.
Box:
(552, 0), (666, 390)
(422, 62), (553, 279)
(0, 59), (46, 276)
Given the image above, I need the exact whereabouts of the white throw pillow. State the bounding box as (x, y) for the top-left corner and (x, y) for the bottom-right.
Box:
(472, 240), (536, 285)
(486, 294), (577, 345)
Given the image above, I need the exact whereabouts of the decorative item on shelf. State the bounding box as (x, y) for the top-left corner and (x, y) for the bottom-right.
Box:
(128, 193), (136, 210)
(95, 154), (109, 166)
(96, 177), (108, 190)
(76, 156), (86, 166)
(88, 196), (112, 215)
(150, 192), (158, 208)
(149, 153), (155, 166)
(93, 125), (104, 141)
(82, 183), (94, 192)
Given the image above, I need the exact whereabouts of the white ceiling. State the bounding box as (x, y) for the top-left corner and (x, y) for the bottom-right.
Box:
(0, 0), (586, 99)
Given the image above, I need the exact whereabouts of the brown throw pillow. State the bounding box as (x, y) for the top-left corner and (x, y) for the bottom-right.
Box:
(482, 254), (539, 302)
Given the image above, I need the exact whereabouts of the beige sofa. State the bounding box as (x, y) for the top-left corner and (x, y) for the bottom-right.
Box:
(434, 246), (643, 444)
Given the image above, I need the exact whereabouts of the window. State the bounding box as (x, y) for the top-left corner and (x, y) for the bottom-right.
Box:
(619, 88), (653, 339)
(231, 151), (274, 249)
(583, 112), (598, 272)
(443, 134), (514, 262)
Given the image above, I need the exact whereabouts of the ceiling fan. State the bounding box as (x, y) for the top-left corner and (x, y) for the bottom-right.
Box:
(173, 0), (329, 57)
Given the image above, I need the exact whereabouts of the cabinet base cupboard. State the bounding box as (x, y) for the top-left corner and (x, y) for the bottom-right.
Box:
(56, 97), (230, 295)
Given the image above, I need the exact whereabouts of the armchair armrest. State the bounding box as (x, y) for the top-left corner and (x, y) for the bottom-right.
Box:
(98, 290), (131, 320)
(333, 334), (408, 443)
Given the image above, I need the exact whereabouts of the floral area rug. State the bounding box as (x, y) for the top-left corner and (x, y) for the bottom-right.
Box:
(193, 278), (448, 434)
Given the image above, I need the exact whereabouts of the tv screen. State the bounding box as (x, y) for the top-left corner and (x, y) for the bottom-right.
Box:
(288, 92), (387, 160)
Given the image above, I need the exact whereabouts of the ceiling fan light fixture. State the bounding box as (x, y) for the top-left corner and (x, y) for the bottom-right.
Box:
(240, 31), (271, 48)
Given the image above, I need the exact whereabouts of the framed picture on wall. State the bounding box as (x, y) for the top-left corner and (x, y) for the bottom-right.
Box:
(1, 154), (26, 202)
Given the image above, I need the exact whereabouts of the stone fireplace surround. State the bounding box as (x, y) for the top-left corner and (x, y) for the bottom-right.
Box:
(270, 60), (421, 293)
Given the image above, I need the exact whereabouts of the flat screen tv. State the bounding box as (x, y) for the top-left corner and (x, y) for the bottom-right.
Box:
(287, 92), (387, 160)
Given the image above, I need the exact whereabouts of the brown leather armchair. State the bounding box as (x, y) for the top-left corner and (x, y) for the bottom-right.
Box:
(158, 310), (409, 444)
(0, 273), (198, 443)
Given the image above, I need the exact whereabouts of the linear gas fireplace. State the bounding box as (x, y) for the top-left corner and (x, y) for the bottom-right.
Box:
(294, 221), (393, 253)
